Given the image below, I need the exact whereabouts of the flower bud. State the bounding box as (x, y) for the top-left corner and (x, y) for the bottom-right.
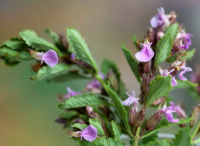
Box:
(107, 70), (118, 91)
(151, 97), (165, 106)
(145, 110), (164, 131)
(134, 109), (145, 127)
(86, 106), (98, 119)
(128, 105), (137, 126)
(190, 104), (200, 128)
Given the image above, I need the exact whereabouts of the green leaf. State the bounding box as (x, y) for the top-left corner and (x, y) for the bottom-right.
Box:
(166, 54), (177, 63)
(154, 34), (173, 67)
(45, 28), (60, 45)
(111, 121), (121, 141)
(171, 127), (193, 146)
(146, 76), (172, 106)
(89, 119), (105, 136)
(141, 118), (191, 139)
(122, 44), (141, 83)
(173, 80), (198, 90)
(107, 83), (133, 137)
(143, 140), (171, 146)
(180, 49), (196, 61)
(60, 110), (78, 119)
(0, 38), (28, 50)
(57, 93), (111, 109)
(132, 35), (140, 51)
(71, 123), (87, 130)
(165, 23), (179, 41)
(30, 64), (70, 81)
(67, 28), (98, 72)
(19, 30), (60, 52)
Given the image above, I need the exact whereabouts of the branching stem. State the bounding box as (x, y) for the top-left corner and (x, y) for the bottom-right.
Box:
(134, 127), (141, 146)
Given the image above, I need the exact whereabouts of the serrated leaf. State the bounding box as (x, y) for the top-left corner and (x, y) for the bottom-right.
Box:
(173, 80), (198, 90)
(111, 121), (121, 141)
(143, 140), (171, 146)
(132, 35), (140, 51)
(71, 123), (87, 130)
(141, 118), (191, 139)
(154, 34), (173, 67)
(67, 28), (98, 72)
(0, 38), (28, 50)
(165, 23), (179, 41)
(122, 45), (141, 83)
(19, 30), (60, 52)
(107, 83), (133, 137)
(171, 127), (193, 146)
(146, 76), (172, 106)
(89, 119), (105, 136)
(57, 93), (111, 109)
(30, 64), (70, 81)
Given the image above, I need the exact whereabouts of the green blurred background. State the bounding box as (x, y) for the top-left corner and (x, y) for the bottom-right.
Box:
(0, 0), (200, 145)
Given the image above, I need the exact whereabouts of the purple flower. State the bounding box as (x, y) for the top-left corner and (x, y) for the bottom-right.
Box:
(161, 105), (179, 123)
(135, 42), (154, 62)
(179, 63), (193, 81)
(150, 7), (170, 28)
(64, 87), (81, 99)
(120, 90), (139, 108)
(159, 67), (177, 86)
(29, 49), (58, 67)
(169, 102), (186, 119)
(71, 53), (76, 61)
(177, 30), (193, 49)
(75, 125), (97, 142)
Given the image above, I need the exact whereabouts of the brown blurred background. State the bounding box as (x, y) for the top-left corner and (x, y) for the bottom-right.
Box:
(0, 0), (200, 145)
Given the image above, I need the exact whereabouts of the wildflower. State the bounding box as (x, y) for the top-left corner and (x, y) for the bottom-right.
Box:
(161, 104), (179, 123)
(119, 90), (139, 107)
(69, 125), (97, 142)
(169, 102), (186, 119)
(135, 42), (154, 62)
(29, 49), (58, 67)
(177, 30), (193, 49)
(179, 63), (193, 81)
(71, 53), (76, 61)
(64, 87), (81, 99)
(150, 7), (170, 28)
(159, 67), (177, 86)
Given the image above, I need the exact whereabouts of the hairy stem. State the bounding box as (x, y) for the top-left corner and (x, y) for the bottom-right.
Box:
(134, 127), (141, 146)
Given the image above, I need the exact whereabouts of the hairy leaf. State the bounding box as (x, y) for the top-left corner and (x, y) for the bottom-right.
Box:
(30, 64), (70, 81)
(67, 28), (98, 72)
(107, 83), (133, 137)
(165, 23), (179, 41)
(154, 34), (173, 67)
(71, 123), (87, 130)
(146, 76), (172, 106)
(143, 140), (171, 146)
(57, 93), (111, 109)
(171, 127), (193, 146)
(0, 38), (28, 50)
(89, 119), (105, 136)
(122, 44), (141, 83)
(111, 121), (121, 141)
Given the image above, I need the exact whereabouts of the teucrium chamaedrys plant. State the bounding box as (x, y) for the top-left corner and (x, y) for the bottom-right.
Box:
(1, 7), (200, 146)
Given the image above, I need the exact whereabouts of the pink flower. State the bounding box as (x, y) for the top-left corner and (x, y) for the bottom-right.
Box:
(75, 125), (97, 142)
(159, 67), (177, 86)
(177, 30), (193, 49)
(64, 87), (81, 99)
(120, 90), (139, 107)
(161, 105), (179, 123)
(29, 49), (58, 67)
(179, 63), (193, 81)
(135, 42), (154, 62)
(150, 7), (170, 28)
(169, 102), (186, 119)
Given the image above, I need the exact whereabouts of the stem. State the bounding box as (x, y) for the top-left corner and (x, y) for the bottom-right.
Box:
(95, 74), (108, 93)
(134, 127), (141, 146)
(194, 138), (200, 144)
(191, 121), (200, 140)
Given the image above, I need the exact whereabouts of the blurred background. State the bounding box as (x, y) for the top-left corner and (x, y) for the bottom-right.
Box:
(0, 0), (200, 145)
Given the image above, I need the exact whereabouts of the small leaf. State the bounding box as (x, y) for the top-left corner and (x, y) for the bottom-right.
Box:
(30, 64), (70, 81)
(146, 76), (172, 106)
(0, 38), (28, 50)
(98, 137), (125, 146)
(45, 28), (60, 45)
(132, 35), (140, 51)
(60, 110), (78, 119)
(111, 121), (121, 141)
(67, 28), (98, 72)
(180, 49), (196, 61)
(154, 34), (173, 67)
(122, 44), (141, 83)
(57, 93), (111, 109)
(173, 80), (198, 90)
(141, 118), (191, 139)
(107, 83), (133, 137)
(166, 54), (177, 63)
(89, 119), (105, 136)
(71, 123), (87, 130)
(19, 30), (60, 52)
(143, 140), (171, 146)
(165, 23), (179, 41)
(171, 127), (193, 146)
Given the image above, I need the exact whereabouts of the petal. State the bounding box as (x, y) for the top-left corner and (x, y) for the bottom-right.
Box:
(131, 90), (135, 97)
(119, 96), (134, 106)
(42, 50), (58, 67)
(82, 125), (97, 142)
(165, 111), (179, 123)
(179, 70), (187, 81)
(135, 43), (154, 62)
(171, 76), (178, 86)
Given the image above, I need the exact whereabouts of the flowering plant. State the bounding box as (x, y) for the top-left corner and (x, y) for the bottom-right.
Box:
(1, 7), (200, 146)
